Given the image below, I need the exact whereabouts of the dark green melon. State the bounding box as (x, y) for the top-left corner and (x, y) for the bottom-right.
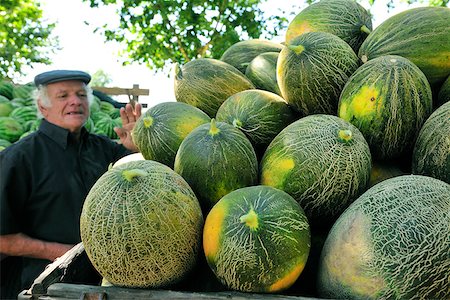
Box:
(203, 185), (310, 293)
(9, 106), (37, 125)
(132, 102), (210, 168)
(215, 89), (296, 156)
(245, 52), (281, 96)
(94, 115), (119, 139)
(338, 55), (433, 160)
(0, 81), (14, 100)
(358, 7), (450, 87)
(0, 116), (24, 142)
(220, 39), (283, 74)
(12, 84), (34, 100)
(80, 160), (204, 288)
(174, 58), (255, 117)
(260, 114), (371, 229)
(0, 96), (14, 117)
(277, 31), (360, 116)
(317, 175), (450, 300)
(0, 138), (12, 148)
(174, 119), (258, 212)
(436, 75), (450, 108)
(412, 101), (450, 184)
(285, 0), (372, 52)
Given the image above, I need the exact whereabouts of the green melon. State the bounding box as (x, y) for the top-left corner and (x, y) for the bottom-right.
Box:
(99, 101), (116, 116)
(0, 80), (14, 100)
(0, 96), (14, 117)
(317, 175), (450, 299)
(174, 119), (258, 212)
(203, 185), (310, 293)
(412, 101), (450, 184)
(0, 138), (12, 148)
(437, 75), (450, 108)
(358, 7), (450, 87)
(80, 160), (204, 288)
(12, 84), (34, 100)
(277, 31), (359, 116)
(215, 89), (296, 156)
(220, 39), (284, 74)
(94, 115), (119, 139)
(245, 52), (282, 96)
(260, 114), (371, 229)
(132, 102), (210, 168)
(285, 0), (372, 52)
(174, 58), (255, 117)
(9, 106), (37, 125)
(0, 117), (25, 142)
(338, 55), (433, 160)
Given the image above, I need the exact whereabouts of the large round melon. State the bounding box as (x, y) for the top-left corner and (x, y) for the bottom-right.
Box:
(174, 119), (258, 212)
(220, 39), (283, 74)
(412, 101), (450, 184)
(203, 185), (310, 293)
(215, 89), (296, 156)
(174, 58), (254, 117)
(0, 116), (24, 142)
(277, 31), (359, 116)
(245, 52), (281, 96)
(131, 102), (210, 168)
(317, 175), (450, 299)
(338, 55), (433, 160)
(80, 160), (204, 288)
(285, 0), (372, 52)
(358, 7), (450, 87)
(0, 96), (14, 117)
(260, 114), (371, 229)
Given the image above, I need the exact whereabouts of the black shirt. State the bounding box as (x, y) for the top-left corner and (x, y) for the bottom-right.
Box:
(0, 119), (130, 289)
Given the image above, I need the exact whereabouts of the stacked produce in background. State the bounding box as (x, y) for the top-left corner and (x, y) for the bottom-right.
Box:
(5, 0), (449, 298)
(0, 80), (124, 150)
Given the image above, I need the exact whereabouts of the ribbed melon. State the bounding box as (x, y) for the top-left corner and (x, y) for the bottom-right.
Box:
(317, 175), (450, 299)
(80, 160), (204, 288)
(174, 58), (255, 117)
(0, 81), (14, 100)
(203, 185), (310, 293)
(174, 119), (258, 212)
(412, 101), (450, 184)
(338, 55), (433, 160)
(215, 89), (296, 157)
(285, 0), (372, 52)
(358, 7), (450, 87)
(277, 31), (359, 116)
(244, 52), (281, 96)
(220, 39), (283, 74)
(132, 102), (210, 168)
(437, 75), (450, 108)
(9, 106), (37, 125)
(260, 114), (371, 230)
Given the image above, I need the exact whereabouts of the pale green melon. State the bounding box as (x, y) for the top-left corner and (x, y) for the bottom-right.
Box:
(317, 175), (450, 299)
(80, 160), (204, 288)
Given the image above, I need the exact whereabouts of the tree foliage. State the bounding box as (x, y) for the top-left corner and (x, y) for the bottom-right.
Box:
(0, 0), (57, 80)
(84, 0), (295, 71)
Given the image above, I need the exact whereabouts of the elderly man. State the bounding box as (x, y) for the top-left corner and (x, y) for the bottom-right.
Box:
(0, 70), (141, 296)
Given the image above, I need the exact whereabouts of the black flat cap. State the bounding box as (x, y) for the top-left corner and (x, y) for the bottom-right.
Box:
(34, 70), (91, 86)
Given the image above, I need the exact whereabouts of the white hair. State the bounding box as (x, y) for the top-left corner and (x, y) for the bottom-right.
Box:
(34, 84), (94, 118)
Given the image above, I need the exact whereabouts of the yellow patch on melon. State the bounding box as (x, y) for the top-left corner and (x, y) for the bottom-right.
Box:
(286, 21), (313, 44)
(176, 120), (201, 138)
(261, 157), (295, 188)
(269, 263), (305, 292)
(203, 200), (227, 259)
(323, 212), (386, 296)
(340, 86), (383, 120)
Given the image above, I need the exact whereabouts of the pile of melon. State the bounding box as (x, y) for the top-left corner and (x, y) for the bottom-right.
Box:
(79, 1), (449, 299)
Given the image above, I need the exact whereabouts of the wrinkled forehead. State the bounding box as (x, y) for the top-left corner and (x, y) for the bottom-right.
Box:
(45, 80), (88, 94)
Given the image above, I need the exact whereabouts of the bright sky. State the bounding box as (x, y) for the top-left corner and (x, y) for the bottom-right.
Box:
(18, 0), (424, 108)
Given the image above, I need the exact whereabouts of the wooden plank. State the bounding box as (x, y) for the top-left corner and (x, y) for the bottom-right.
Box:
(44, 283), (320, 300)
(92, 85), (149, 97)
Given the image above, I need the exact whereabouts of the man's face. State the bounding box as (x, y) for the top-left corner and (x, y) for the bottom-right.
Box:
(39, 80), (90, 133)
